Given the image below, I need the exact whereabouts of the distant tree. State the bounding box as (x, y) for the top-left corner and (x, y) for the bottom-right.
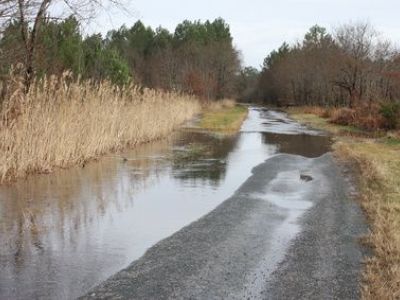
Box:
(0, 20), (25, 74)
(258, 42), (291, 104)
(334, 22), (379, 107)
(81, 33), (130, 85)
(236, 66), (259, 101)
(172, 18), (239, 99)
(0, 13), (241, 99)
(82, 33), (104, 80)
(34, 16), (83, 76)
(0, 0), (125, 91)
(107, 21), (155, 85)
(256, 22), (400, 109)
(262, 42), (290, 70)
(303, 25), (333, 49)
(148, 27), (176, 89)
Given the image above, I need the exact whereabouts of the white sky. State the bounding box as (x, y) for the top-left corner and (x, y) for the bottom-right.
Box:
(85, 0), (400, 69)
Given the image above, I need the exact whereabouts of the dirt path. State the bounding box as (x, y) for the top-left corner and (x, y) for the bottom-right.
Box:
(81, 153), (368, 299)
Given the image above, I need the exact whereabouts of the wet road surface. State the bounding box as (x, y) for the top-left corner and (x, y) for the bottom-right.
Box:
(81, 153), (367, 299)
(0, 107), (367, 299)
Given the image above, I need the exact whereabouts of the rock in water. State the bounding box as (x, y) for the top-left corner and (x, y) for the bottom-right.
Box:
(300, 174), (313, 182)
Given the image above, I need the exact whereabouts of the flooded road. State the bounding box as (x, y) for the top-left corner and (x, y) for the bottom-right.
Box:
(0, 107), (332, 299)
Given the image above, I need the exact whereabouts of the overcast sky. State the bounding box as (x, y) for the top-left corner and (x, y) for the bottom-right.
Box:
(87, 0), (400, 68)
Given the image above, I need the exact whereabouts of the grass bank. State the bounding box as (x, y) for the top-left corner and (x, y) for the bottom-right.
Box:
(0, 74), (200, 183)
(288, 107), (400, 299)
(200, 100), (248, 133)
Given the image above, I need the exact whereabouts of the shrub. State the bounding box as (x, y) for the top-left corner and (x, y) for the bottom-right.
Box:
(379, 102), (400, 130)
(330, 108), (355, 125)
(320, 108), (332, 119)
(302, 106), (332, 118)
(303, 106), (324, 117)
(356, 113), (384, 131)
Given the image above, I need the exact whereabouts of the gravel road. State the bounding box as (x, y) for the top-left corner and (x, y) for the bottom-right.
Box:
(81, 153), (368, 300)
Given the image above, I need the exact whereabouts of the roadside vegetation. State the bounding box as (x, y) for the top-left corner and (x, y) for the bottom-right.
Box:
(0, 1), (249, 183)
(288, 107), (400, 300)
(200, 100), (248, 133)
(0, 72), (200, 183)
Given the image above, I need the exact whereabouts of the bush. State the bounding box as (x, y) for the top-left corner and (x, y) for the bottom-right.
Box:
(379, 102), (400, 130)
(356, 114), (384, 131)
(303, 106), (329, 118)
(330, 108), (355, 125)
(320, 108), (332, 119)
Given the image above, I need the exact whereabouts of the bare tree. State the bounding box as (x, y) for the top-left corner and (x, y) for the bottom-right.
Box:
(0, 0), (14, 20)
(334, 22), (379, 107)
(258, 21), (400, 114)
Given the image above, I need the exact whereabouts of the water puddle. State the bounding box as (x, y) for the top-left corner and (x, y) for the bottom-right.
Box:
(252, 170), (314, 211)
(0, 107), (331, 299)
(242, 158), (324, 298)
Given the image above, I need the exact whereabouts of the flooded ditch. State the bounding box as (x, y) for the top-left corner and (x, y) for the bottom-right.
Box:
(0, 107), (331, 299)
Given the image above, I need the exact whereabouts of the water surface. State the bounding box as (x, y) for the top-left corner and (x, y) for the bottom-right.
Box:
(0, 107), (331, 299)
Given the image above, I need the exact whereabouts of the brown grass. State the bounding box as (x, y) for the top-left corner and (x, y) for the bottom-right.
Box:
(297, 104), (392, 131)
(302, 106), (332, 118)
(0, 72), (200, 183)
(288, 107), (400, 299)
(330, 104), (386, 131)
(330, 107), (356, 125)
(335, 141), (400, 299)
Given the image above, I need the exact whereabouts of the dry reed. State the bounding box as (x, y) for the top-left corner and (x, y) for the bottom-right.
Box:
(0, 72), (200, 182)
(335, 141), (400, 299)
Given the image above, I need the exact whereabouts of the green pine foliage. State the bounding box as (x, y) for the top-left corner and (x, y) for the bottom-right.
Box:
(0, 17), (240, 99)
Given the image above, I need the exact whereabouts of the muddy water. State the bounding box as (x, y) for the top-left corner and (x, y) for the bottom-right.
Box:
(0, 107), (331, 299)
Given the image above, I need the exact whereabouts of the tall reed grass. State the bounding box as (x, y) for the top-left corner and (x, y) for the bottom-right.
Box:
(0, 72), (200, 183)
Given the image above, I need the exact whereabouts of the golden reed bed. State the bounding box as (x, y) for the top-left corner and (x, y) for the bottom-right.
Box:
(0, 73), (200, 183)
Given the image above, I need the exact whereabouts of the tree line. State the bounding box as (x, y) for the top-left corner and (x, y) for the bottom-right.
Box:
(0, 10), (241, 100)
(257, 23), (400, 111)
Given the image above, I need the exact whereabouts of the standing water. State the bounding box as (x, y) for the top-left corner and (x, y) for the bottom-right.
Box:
(0, 107), (331, 299)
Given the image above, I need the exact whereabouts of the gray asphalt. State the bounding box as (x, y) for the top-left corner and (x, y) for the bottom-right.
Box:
(80, 153), (368, 299)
